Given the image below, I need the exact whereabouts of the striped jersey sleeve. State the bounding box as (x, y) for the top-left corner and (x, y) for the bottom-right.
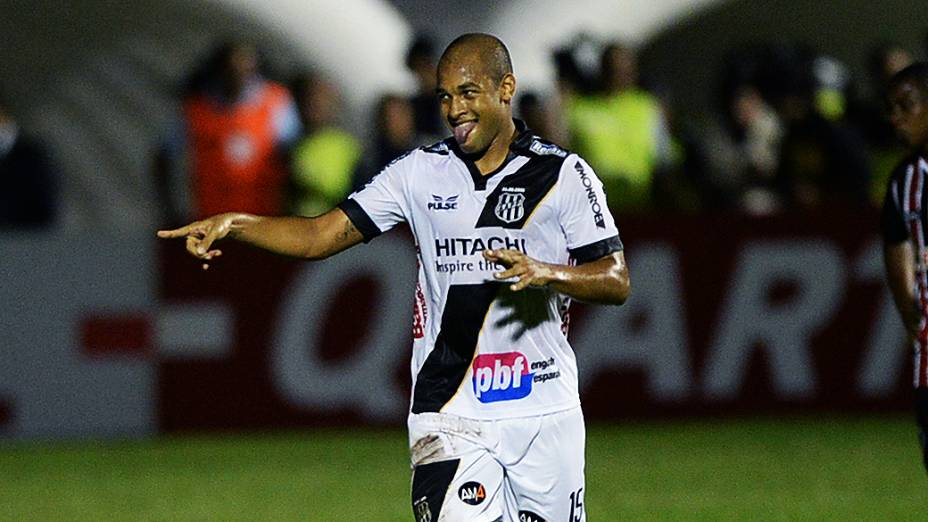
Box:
(881, 158), (926, 245)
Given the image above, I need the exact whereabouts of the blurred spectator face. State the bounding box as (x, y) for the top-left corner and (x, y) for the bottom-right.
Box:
(406, 38), (437, 92)
(888, 79), (928, 148)
(297, 77), (339, 130)
(379, 96), (414, 146)
(411, 55), (436, 91)
(602, 44), (638, 92)
(518, 92), (553, 138)
(222, 44), (258, 94)
(731, 87), (764, 128)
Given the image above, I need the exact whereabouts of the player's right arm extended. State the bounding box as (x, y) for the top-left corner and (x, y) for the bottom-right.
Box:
(884, 240), (921, 338)
(156, 208), (364, 265)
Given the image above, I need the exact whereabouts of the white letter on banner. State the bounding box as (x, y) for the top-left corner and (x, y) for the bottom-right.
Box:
(855, 238), (908, 397)
(271, 236), (415, 421)
(573, 243), (691, 400)
(703, 241), (844, 400)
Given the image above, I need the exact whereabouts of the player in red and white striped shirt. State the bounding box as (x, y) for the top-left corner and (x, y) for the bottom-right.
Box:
(882, 61), (928, 473)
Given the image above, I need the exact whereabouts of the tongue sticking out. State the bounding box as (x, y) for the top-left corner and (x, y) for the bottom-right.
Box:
(453, 122), (476, 144)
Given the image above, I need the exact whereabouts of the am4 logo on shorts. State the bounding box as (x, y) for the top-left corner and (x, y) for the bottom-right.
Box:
(458, 481), (486, 505)
(519, 510), (547, 522)
(472, 352), (533, 403)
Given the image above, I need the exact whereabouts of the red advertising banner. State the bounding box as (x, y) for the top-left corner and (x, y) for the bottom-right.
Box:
(157, 209), (912, 432)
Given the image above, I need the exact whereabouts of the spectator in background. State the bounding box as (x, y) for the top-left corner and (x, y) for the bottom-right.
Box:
(770, 45), (872, 209)
(517, 91), (564, 146)
(811, 55), (852, 123)
(356, 93), (416, 191)
(290, 73), (362, 217)
(405, 35), (445, 144)
(155, 41), (300, 223)
(702, 52), (785, 214)
(565, 41), (673, 212)
(0, 102), (57, 228)
(549, 40), (600, 150)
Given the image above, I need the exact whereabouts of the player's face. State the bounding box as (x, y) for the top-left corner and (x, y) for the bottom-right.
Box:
(436, 58), (514, 155)
(889, 80), (928, 149)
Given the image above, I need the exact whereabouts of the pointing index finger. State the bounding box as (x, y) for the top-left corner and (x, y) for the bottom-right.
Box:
(157, 224), (194, 239)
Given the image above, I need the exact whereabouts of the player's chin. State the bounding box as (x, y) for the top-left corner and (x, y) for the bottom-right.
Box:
(456, 138), (477, 153)
(458, 136), (488, 155)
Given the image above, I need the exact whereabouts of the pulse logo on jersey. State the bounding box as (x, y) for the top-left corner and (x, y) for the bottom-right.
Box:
(458, 482), (486, 505)
(574, 161), (605, 229)
(472, 352), (534, 403)
(428, 194), (459, 211)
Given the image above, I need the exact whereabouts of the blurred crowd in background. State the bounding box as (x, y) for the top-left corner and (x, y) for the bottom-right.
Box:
(2, 32), (927, 229)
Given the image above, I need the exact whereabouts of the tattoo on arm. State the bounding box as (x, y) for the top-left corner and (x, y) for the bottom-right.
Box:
(335, 219), (357, 244)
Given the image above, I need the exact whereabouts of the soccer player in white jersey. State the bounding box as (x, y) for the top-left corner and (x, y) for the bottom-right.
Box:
(159, 33), (630, 521)
(882, 62), (928, 476)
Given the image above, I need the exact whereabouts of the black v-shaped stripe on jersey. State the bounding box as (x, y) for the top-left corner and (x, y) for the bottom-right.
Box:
(446, 119), (542, 191)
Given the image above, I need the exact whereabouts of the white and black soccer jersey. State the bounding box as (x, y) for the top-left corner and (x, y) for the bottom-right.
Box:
(338, 121), (622, 420)
(882, 152), (928, 388)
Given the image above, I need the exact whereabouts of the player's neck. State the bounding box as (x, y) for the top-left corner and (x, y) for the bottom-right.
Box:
(474, 119), (518, 175)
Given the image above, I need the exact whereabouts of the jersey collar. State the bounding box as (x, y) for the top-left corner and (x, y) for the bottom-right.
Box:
(447, 119), (535, 191)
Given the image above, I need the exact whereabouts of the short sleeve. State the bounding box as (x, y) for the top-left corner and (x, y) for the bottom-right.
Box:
(881, 176), (909, 244)
(337, 155), (410, 242)
(557, 155), (623, 263)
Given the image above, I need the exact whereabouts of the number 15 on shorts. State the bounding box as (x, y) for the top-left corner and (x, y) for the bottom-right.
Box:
(568, 487), (584, 521)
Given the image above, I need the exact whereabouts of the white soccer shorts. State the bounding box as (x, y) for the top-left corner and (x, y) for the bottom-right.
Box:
(408, 406), (586, 522)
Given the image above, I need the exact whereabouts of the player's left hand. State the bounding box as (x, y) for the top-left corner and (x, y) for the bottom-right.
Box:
(484, 249), (555, 291)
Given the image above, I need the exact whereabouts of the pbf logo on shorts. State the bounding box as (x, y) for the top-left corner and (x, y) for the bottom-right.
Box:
(458, 481), (486, 505)
(472, 352), (533, 403)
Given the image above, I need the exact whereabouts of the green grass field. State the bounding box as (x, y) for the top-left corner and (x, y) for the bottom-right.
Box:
(0, 415), (923, 521)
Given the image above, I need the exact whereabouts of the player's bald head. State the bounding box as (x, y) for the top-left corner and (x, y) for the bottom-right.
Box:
(890, 62), (928, 97)
(438, 33), (513, 85)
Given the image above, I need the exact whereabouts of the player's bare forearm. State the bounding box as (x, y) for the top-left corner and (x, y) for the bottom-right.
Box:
(230, 211), (361, 259)
(884, 240), (920, 337)
(548, 252), (630, 304)
(484, 249), (629, 304)
(156, 208), (364, 268)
